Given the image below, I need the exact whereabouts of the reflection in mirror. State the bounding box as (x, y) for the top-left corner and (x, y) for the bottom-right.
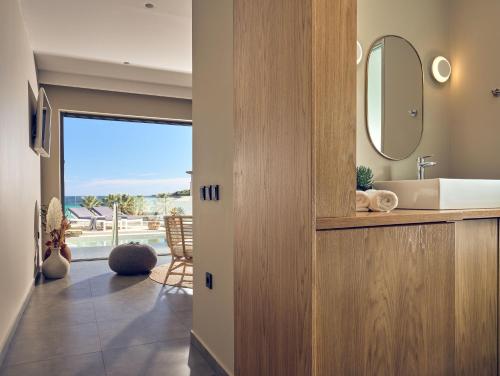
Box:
(366, 36), (423, 161)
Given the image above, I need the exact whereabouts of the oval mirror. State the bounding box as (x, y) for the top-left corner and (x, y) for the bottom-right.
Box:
(365, 36), (423, 160)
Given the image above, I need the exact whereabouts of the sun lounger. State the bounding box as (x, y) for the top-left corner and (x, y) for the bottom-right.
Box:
(68, 207), (104, 230)
(69, 206), (97, 219)
(92, 206), (116, 220)
(92, 206), (144, 230)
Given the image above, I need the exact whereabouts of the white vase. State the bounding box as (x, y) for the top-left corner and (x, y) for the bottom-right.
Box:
(42, 247), (70, 279)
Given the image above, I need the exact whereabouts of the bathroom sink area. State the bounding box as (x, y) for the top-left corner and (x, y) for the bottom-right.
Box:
(374, 178), (500, 210)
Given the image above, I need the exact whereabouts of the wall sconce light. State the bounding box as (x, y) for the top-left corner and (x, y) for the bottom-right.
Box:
(432, 56), (452, 83)
(357, 41), (363, 65)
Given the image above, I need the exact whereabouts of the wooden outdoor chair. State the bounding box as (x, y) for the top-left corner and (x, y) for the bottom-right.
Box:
(163, 216), (193, 286)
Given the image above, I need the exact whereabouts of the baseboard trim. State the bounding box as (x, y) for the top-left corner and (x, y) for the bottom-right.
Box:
(0, 282), (35, 367)
(190, 331), (231, 376)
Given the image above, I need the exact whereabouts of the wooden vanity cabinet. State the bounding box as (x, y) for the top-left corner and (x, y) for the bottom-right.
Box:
(455, 219), (498, 376)
(315, 219), (499, 376)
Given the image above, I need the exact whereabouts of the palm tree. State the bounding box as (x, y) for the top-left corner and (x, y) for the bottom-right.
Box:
(81, 196), (101, 209)
(119, 194), (136, 215)
(103, 194), (121, 208)
(102, 194), (137, 215)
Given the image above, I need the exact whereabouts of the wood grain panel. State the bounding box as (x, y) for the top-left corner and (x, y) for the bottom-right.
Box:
(234, 0), (356, 374)
(455, 219), (498, 375)
(313, 0), (357, 218)
(317, 208), (500, 230)
(234, 1), (314, 375)
(317, 210), (462, 230)
(315, 224), (456, 375)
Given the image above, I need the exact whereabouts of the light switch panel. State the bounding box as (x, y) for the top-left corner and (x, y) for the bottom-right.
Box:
(207, 185), (213, 200)
(211, 185), (220, 201)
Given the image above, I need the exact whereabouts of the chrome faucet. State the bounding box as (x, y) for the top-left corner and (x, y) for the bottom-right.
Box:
(417, 155), (437, 180)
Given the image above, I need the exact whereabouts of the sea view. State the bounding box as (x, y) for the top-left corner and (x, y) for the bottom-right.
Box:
(64, 195), (193, 217)
(61, 117), (193, 260)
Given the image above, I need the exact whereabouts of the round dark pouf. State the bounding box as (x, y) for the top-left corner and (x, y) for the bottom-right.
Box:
(108, 243), (158, 275)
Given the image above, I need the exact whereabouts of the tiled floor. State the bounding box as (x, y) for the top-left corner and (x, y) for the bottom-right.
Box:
(0, 258), (214, 376)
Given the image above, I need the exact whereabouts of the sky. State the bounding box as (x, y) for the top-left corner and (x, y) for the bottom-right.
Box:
(64, 117), (192, 197)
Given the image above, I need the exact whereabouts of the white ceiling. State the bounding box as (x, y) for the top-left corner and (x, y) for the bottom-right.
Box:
(20, 0), (192, 97)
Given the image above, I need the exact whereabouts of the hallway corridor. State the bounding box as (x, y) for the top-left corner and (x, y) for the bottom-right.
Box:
(0, 259), (213, 376)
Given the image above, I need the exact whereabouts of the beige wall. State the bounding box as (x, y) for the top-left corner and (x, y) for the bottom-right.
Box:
(41, 85), (192, 208)
(449, 0), (500, 178)
(0, 0), (39, 356)
(192, 0), (234, 373)
(358, 0), (451, 180)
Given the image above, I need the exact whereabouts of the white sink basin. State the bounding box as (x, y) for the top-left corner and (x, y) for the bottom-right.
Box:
(373, 178), (500, 210)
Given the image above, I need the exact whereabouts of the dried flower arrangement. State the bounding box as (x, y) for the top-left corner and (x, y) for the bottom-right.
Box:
(41, 198), (72, 262)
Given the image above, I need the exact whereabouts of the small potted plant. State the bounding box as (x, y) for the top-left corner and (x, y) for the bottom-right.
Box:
(169, 207), (185, 227)
(169, 207), (185, 217)
(356, 166), (374, 191)
(148, 212), (161, 230)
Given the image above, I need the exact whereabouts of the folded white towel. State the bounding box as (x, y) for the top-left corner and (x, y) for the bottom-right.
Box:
(366, 189), (399, 212)
(356, 191), (370, 212)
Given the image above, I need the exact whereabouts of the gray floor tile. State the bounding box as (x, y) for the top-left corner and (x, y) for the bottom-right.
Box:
(4, 322), (101, 366)
(70, 263), (111, 279)
(35, 274), (92, 292)
(90, 273), (153, 296)
(2, 260), (210, 376)
(121, 289), (177, 313)
(0, 352), (105, 376)
(29, 280), (92, 306)
(163, 291), (193, 313)
(91, 287), (172, 322)
(92, 296), (147, 322)
(97, 310), (189, 350)
(15, 301), (96, 334)
(174, 310), (193, 329)
(102, 339), (215, 376)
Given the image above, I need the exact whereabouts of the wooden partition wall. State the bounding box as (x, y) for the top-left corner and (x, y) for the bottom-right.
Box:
(234, 0), (356, 374)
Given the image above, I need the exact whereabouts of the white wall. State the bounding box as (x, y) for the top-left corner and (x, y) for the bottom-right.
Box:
(192, 0), (234, 373)
(357, 0), (451, 180)
(0, 0), (39, 357)
(40, 85), (192, 219)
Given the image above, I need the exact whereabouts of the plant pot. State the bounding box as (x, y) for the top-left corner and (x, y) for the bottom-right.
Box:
(62, 244), (72, 262)
(43, 244), (72, 263)
(42, 247), (70, 279)
(148, 221), (160, 230)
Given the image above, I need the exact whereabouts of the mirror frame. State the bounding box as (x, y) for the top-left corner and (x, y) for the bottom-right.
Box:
(364, 35), (424, 161)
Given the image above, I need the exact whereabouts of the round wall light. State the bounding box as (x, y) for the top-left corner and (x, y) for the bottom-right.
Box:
(357, 41), (363, 65)
(432, 56), (451, 83)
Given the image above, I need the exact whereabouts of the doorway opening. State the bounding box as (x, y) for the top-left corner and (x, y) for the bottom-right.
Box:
(61, 113), (192, 261)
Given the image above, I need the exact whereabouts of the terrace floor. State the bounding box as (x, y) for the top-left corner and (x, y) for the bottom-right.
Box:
(0, 258), (214, 376)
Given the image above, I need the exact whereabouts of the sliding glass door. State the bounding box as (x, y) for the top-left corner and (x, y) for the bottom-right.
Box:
(62, 114), (192, 261)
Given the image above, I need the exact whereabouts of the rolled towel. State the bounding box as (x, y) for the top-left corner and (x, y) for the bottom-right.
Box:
(366, 189), (399, 212)
(356, 191), (370, 212)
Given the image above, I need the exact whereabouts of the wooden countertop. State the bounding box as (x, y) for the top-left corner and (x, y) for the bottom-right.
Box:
(316, 209), (500, 230)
